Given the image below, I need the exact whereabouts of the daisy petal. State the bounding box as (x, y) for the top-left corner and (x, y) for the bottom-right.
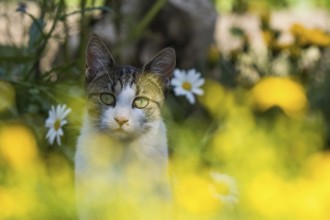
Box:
(194, 78), (205, 87)
(185, 92), (195, 104)
(58, 128), (64, 136)
(187, 69), (195, 76)
(56, 134), (62, 146)
(49, 107), (56, 119)
(188, 69), (200, 81)
(59, 105), (66, 117)
(61, 120), (68, 126)
(192, 88), (204, 95)
(171, 78), (183, 87)
(61, 108), (71, 119)
(56, 105), (62, 118)
(46, 129), (54, 138)
(174, 69), (185, 81)
(45, 118), (55, 127)
(174, 87), (186, 96)
(49, 131), (57, 145)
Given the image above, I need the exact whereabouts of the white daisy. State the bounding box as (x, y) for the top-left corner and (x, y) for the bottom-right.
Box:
(171, 68), (205, 104)
(210, 172), (239, 207)
(45, 104), (71, 146)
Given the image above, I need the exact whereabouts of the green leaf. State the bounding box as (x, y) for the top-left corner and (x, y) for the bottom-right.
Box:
(0, 81), (16, 113)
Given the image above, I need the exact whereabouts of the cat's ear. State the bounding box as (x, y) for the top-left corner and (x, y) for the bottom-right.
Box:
(86, 34), (115, 82)
(142, 48), (176, 86)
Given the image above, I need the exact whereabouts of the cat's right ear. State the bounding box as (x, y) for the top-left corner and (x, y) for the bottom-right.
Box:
(86, 34), (115, 82)
(142, 48), (176, 87)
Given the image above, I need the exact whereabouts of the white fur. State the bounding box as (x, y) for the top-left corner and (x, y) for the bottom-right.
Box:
(75, 86), (170, 219)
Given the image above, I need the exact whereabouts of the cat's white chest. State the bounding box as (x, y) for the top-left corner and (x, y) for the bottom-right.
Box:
(75, 118), (168, 175)
(74, 118), (170, 218)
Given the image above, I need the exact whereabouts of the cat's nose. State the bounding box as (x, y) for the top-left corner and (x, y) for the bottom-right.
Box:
(114, 117), (129, 126)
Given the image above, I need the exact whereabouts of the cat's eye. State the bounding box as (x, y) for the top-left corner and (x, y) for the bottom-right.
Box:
(133, 97), (149, 109)
(100, 93), (116, 106)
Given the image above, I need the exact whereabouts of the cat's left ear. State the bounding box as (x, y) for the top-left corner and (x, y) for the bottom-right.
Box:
(142, 48), (176, 86)
(86, 34), (116, 83)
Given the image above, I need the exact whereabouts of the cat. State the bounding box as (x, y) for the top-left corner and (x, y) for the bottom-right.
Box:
(75, 34), (176, 220)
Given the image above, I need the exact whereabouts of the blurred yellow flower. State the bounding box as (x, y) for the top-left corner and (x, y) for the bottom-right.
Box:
(0, 124), (39, 171)
(245, 152), (330, 220)
(173, 173), (222, 215)
(250, 76), (307, 116)
(296, 153), (330, 220)
(247, 171), (291, 217)
(305, 153), (330, 182)
(0, 187), (36, 219)
(262, 30), (292, 50)
(46, 152), (74, 189)
(198, 79), (227, 118)
(262, 30), (273, 46)
(291, 23), (330, 47)
(0, 81), (15, 112)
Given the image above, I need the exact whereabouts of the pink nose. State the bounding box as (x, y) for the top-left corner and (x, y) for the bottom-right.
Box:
(114, 117), (129, 126)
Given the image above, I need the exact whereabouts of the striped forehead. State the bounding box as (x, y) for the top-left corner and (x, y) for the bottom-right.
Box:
(86, 66), (140, 96)
(110, 66), (139, 92)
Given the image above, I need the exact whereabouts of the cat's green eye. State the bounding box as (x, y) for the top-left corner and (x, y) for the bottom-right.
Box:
(100, 93), (116, 106)
(133, 97), (149, 109)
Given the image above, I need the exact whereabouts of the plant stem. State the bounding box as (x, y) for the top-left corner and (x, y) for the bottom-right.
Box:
(24, 0), (65, 81)
(128, 0), (166, 42)
(59, 6), (111, 20)
(8, 80), (59, 103)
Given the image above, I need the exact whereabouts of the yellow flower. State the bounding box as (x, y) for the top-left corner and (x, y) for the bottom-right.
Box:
(0, 124), (39, 171)
(0, 81), (15, 113)
(247, 171), (291, 217)
(245, 153), (330, 219)
(173, 173), (222, 215)
(295, 153), (330, 220)
(291, 23), (330, 47)
(262, 30), (292, 50)
(198, 79), (227, 118)
(305, 153), (330, 180)
(0, 187), (37, 219)
(262, 30), (273, 46)
(250, 77), (307, 116)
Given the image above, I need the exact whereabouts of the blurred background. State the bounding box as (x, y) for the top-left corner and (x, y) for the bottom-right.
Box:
(1, 0), (330, 219)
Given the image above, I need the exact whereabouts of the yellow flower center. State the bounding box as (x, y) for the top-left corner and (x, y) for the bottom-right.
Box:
(53, 119), (61, 131)
(182, 81), (192, 91)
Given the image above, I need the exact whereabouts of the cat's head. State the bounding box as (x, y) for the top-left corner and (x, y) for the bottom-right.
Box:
(85, 35), (176, 141)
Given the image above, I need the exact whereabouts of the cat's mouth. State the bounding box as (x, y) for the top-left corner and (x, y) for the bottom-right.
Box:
(110, 127), (139, 141)
(113, 127), (135, 137)
(114, 127), (127, 133)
